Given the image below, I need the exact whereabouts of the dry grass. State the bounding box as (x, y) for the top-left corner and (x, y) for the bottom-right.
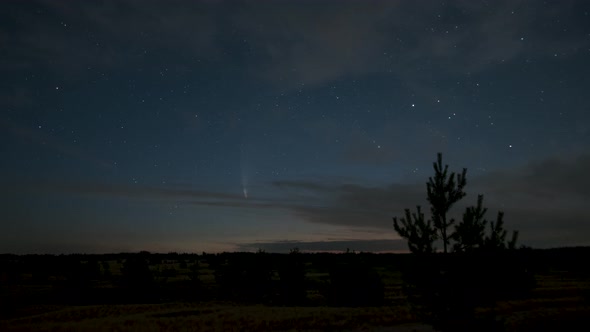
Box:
(474, 271), (590, 331)
(0, 303), (417, 332)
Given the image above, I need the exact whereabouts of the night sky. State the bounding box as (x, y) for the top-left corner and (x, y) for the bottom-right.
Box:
(2, 0), (590, 254)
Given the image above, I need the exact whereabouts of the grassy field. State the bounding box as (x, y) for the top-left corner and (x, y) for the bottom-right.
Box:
(1, 303), (418, 331)
(2, 272), (589, 332)
(1, 250), (589, 331)
(492, 272), (590, 331)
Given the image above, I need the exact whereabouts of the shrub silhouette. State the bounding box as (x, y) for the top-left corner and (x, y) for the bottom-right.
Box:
(188, 261), (200, 283)
(122, 254), (153, 286)
(121, 252), (154, 302)
(101, 261), (111, 279)
(214, 252), (274, 303)
(160, 266), (178, 278)
(277, 248), (307, 305)
(327, 254), (384, 307)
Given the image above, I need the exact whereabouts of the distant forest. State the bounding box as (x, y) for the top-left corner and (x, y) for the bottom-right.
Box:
(1, 247), (590, 329)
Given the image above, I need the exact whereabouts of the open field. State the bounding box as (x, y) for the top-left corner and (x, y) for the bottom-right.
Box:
(1, 249), (589, 331)
(1, 303), (423, 332)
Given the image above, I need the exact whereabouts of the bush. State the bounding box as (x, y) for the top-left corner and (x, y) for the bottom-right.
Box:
(120, 253), (155, 302)
(277, 248), (307, 305)
(327, 255), (384, 307)
(214, 253), (274, 303)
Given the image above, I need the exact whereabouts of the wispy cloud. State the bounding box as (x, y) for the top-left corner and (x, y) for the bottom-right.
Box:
(3, 0), (584, 90)
(8, 153), (590, 249)
(473, 154), (590, 199)
(232, 0), (583, 89)
(270, 154), (590, 248)
(236, 239), (407, 253)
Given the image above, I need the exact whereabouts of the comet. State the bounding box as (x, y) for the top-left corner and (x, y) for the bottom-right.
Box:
(240, 146), (249, 199)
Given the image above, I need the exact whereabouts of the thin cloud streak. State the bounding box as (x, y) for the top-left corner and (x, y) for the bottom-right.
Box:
(23, 155), (590, 247)
(236, 239), (408, 253)
(6, 153), (589, 250)
(271, 154), (590, 248)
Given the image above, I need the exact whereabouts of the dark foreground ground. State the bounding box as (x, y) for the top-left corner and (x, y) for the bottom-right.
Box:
(1, 248), (589, 331)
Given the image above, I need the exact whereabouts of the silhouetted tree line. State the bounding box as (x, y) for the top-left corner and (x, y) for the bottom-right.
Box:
(393, 153), (535, 331)
(209, 248), (383, 306)
(1, 245), (588, 320)
(211, 250), (275, 303)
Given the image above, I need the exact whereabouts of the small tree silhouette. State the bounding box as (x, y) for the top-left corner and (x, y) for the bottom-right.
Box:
(392, 153), (529, 331)
(393, 206), (437, 254)
(453, 194), (520, 252)
(393, 154), (518, 254)
(393, 153), (466, 253)
(485, 211), (519, 250)
(453, 194), (487, 252)
(427, 153), (467, 253)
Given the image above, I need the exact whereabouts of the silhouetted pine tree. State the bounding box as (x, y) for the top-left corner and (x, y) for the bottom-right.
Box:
(393, 153), (466, 253)
(393, 206), (437, 254)
(453, 194), (487, 252)
(485, 211), (519, 250)
(392, 153), (529, 331)
(427, 153), (467, 253)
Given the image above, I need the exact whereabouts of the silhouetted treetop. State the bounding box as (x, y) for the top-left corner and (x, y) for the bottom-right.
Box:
(392, 153), (519, 254)
(427, 153), (467, 253)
